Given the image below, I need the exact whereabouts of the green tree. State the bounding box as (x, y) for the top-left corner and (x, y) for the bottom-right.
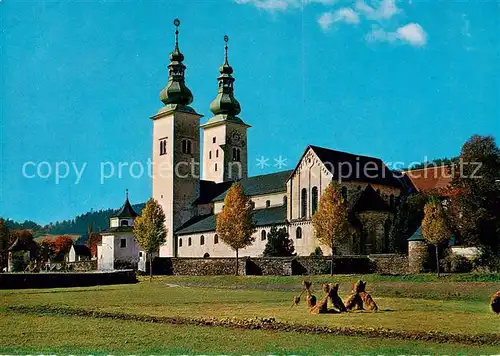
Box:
(216, 183), (256, 275)
(263, 225), (295, 257)
(0, 218), (12, 271)
(133, 199), (167, 281)
(312, 182), (351, 275)
(389, 193), (427, 252)
(448, 135), (500, 258)
(421, 199), (452, 277)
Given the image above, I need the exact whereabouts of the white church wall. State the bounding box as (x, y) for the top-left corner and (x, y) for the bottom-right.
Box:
(250, 192), (286, 210)
(113, 232), (141, 265)
(176, 222), (339, 258)
(177, 224), (285, 258)
(99, 235), (115, 270)
(213, 191), (286, 214)
(202, 124), (226, 182)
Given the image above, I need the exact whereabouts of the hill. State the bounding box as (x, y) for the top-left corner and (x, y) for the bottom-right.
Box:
(3, 203), (145, 244)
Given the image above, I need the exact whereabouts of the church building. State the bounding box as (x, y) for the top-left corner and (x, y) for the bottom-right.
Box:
(151, 20), (409, 258)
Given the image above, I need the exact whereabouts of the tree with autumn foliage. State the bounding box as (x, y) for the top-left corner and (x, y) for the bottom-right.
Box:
(86, 225), (102, 258)
(133, 198), (166, 280)
(216, 183), (256, 275)
(447, 135), (500, 260)
(38, 238), (56, 261)
(312, 182), (351, 275)
(421, 199), (452, 277)
(53, 235), (74, 260)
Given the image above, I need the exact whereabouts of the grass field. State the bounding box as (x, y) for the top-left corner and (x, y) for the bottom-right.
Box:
(1, 274), (499, 354)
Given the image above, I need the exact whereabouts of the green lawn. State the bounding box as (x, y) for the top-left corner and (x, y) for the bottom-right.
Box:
(1, 274), (499, 354)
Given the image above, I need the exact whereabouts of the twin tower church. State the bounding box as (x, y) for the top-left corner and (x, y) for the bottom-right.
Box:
(101, 20), (410, 269)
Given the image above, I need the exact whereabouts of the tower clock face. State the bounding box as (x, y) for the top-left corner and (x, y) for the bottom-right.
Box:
(231, 131), (242, 144)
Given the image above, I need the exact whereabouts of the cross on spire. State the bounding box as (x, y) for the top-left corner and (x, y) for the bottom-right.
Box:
(224, 35), (229, 64)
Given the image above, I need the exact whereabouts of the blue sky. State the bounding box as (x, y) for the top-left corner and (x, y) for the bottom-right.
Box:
(1, 0), (499, 224)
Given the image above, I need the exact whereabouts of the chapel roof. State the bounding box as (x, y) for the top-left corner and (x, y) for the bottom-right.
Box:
(176, 205), (286, 235)
(112, 191), (139, 219)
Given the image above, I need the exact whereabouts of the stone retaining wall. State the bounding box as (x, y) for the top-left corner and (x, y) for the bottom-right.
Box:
(0, 270), (137, 289)
(152, 255), (408, 276)
(368, 254), (408, 275)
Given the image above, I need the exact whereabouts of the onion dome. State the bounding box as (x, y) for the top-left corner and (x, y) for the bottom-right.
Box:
(209, 35), (241, 116)
(159, 19), (194, 107)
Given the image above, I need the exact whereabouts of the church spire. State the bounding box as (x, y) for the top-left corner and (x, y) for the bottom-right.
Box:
(159, 18), (194, 107)
(209, 35), (241, 116)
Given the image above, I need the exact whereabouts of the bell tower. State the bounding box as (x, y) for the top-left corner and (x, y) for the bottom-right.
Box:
(201, 35), (250, 183)
(151, 19), (202, 257)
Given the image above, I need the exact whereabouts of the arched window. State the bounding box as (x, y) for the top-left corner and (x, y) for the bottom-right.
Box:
(341, 186), (348, 201)
(200, 235), (205, 245)
(216, 149), (219, 158)
(209, 151), (212, 159)
(179, 238), (183, 247)
(232, 148), (241, 161)
(283, 195), (287, 207)
(120, 220), (129, 226)
(214, 234), (219, 244)
(182, 140), (187, 153)
(214, 163), (218, 172)
(187, 140), (192, 154)
(213, 137), (216, 143)
(261, 230), (267, 241)
(188, 237), (192, 246)
(311, 186), (318, 214)
(266, 200), (271, 208)
(296, 226), (302, 239)
(389, 194), (395, 209)
(301, 188), (307, 218)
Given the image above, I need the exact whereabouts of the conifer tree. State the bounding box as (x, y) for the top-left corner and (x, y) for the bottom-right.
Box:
(312, 182), (350, 275)
(133, 198), (167, 280)
(263, 225), (295, 257)
(216, 183), (256, 275)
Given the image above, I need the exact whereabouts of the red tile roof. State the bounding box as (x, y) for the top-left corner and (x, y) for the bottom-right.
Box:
(404, 165), (453, 192)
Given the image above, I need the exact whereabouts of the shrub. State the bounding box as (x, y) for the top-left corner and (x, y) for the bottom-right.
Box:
(445, 253), (472, 273)
(310, 247), (323, 257)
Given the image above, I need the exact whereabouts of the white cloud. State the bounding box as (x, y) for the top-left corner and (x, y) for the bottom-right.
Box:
(397, 23), (427, 46)
(234, 0), (336, 12)
(317, 8), (360, 31)
(234, 0), (293, 11)
(366, 23), (427, 47)
(355, 0), (401, 20)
